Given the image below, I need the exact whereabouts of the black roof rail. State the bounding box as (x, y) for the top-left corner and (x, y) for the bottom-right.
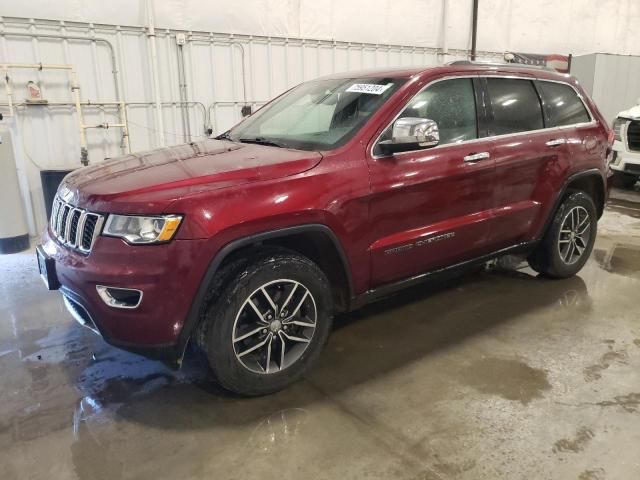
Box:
(446, 60), (554, 71)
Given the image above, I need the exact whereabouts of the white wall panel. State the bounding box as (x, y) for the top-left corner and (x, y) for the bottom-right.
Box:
(572, 54), (640, 124)
(0, 16), (458, 236)
(477, 0), (640, 56)
(6, 0), (640, 54)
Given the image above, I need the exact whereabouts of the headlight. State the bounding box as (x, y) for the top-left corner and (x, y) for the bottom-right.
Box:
(612, 117), (626, 141)
(102, 214), (182, 244)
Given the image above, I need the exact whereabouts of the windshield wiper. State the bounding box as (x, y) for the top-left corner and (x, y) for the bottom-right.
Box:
(238, 137), (287, 148)
(216, 130), (233, 141)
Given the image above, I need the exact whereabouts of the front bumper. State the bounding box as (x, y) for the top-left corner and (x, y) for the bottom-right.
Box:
(40, 228), (211, 366)
(610, 140), (640, 175)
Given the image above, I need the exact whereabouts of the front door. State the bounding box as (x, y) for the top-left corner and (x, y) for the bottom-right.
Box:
(366, 77), (496, 287)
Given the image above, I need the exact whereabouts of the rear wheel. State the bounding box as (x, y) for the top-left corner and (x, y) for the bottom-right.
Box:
(528, 191), (597, 278)
(201, 249), (333, 396)
(612, 171), (638, 189)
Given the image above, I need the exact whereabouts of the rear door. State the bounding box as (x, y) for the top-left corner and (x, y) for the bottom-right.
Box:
(483, 76), (572, 251)
(366, 76), (496, 287)
(536, 80), (604, 174)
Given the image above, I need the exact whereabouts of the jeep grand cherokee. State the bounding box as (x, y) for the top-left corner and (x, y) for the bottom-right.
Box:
(38, 62), (612, 395)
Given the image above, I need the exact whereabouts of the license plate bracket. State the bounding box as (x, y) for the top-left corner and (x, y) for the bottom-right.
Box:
(36, 245), (60, 291)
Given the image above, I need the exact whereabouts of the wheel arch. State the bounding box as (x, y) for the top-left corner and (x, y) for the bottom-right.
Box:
(177, 224), (353, 360)
(564, 169), (606, 218)
(538, 169), (606, 242)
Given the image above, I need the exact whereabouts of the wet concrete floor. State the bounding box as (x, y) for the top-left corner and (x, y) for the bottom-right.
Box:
(2, 195), (640, 479)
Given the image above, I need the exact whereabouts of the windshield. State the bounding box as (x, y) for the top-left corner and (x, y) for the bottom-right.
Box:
(226, 77), (406, 151)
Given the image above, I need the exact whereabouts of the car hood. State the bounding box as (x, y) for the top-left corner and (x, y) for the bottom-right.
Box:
(60, 140), (322, 212)
(619, 104), (640, 120)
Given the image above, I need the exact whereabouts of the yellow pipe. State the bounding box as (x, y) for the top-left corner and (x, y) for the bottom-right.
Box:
(0, 62), (133, 163)
(70, 68), (89, 165)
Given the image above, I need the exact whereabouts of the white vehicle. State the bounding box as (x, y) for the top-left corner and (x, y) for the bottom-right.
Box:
(611, 101), (640, 188)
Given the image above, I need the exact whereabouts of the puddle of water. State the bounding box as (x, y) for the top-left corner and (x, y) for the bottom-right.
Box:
(459, 357), (551, 405)
(245, 408), (309, 453)
(594, 244), (640, 278)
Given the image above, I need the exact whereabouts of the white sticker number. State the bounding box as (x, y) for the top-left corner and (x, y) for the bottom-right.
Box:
(345, 83), (393, 95)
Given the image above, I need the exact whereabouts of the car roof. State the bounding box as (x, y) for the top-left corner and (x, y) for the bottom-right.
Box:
(317, 63), (576, 85)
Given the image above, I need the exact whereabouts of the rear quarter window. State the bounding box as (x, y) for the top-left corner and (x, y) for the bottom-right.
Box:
(538, 81), (591, 127)
(486, 78), (544, 136)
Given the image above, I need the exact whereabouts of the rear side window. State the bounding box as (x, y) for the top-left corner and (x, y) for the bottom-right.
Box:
(538, 81), (591, 126)
(486, 78), (544, 136)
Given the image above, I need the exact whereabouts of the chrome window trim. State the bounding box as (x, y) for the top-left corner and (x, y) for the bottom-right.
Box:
(370, 74), (597, 160)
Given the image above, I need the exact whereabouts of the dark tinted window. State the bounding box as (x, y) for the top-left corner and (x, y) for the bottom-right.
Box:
(539, 81), (591, 126)
(486, 78), (543, 135)
(376, 78), (477, 153)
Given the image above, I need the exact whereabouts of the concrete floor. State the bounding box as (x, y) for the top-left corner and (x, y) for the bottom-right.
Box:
(2, 192), (640, 480)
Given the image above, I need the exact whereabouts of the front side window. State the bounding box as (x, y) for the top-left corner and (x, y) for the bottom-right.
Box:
(227, 77), (405, 151)
(486, 78), (544, 135)
(375, 78), (477, 154)
(538, 81), (591, 127)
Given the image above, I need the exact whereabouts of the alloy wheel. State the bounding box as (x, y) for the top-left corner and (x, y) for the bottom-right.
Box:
(557, 206), (591, 265)
(232, 279), (317, 374)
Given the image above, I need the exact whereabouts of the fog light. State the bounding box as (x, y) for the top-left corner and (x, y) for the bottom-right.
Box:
(96, 285), (143, 309)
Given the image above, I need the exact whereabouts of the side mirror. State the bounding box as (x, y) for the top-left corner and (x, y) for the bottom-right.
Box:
(378, 117), (439, 155)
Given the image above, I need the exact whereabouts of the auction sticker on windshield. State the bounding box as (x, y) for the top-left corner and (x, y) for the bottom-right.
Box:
(346, 83), (393, 95)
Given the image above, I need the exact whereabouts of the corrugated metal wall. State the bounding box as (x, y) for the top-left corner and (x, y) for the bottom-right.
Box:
(0, 17), (500, 235)
(571, 53), (640, 124)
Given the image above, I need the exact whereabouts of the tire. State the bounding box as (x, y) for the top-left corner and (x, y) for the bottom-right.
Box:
(612, 171), (638, 189)
(528, 191), (597, 279)
(201, 248), (333, 396)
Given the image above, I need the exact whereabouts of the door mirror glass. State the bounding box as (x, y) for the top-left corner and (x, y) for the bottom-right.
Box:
(378, 117), (439, 155)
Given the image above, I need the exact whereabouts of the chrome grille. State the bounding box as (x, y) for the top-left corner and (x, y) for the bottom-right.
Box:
(50, 197), (104, 253)
(628, 121), (640, 152)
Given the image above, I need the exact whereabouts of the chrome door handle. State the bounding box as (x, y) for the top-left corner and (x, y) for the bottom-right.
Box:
(545, 138), (566, 147)
(463, 152), (490, 162)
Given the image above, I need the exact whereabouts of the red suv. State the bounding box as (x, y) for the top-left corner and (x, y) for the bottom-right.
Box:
(37, 62), (612, 395)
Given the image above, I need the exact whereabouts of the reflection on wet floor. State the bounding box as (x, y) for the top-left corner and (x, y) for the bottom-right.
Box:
(2, 205), (640, 479)
(594, 243), (640, 278)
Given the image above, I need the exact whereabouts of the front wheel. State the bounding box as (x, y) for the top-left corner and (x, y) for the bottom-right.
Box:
(528, 191), (597, 278)
(201, 249), (333, 396)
